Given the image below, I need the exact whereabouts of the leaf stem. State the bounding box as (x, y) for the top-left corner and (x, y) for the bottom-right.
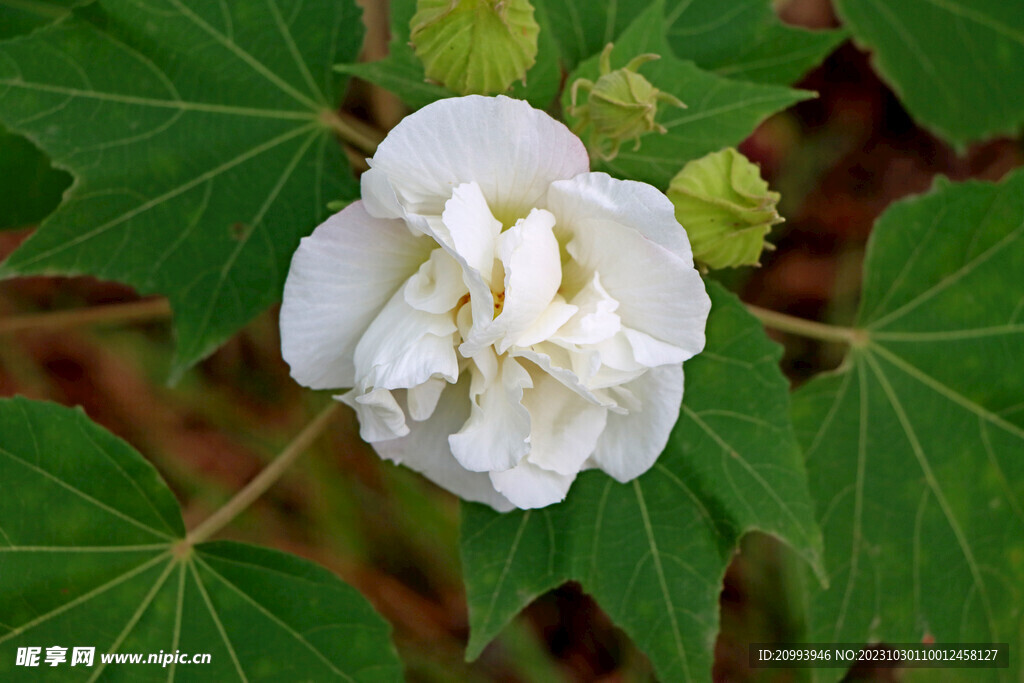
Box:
(179, 402), (340, 551)
(745, 304), (867, 346)
(321, 110), (383, 157)
(0, 298), (171, 334)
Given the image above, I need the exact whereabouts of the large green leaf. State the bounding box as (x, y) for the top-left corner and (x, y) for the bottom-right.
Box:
(792, 170), (1024, 676)
(543, 0), (843, 83)
(0, 397), (403, 681)
(835, 0), (1024, 145)
(337, 0), (561, 111)
(0, 2), (77, 230)
(563, 1), (812, 188)
(665, 0), (846, 85)
(0, 0), (79, 40)
(0, 0), (362, 379)
(0, 123), (71, 230)
(461, 283), (824, 682)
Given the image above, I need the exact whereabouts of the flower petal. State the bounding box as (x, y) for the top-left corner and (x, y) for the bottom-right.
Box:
(367, 95), (590, 220)
(511, 298), (578, 348)
(442, 182), (502, 284)
(548, 171), (695, 263)
(338, 387), (410, 442)
(489, 459), (576, 509)
(493, 208), (562, 352)
(589, 364), (684, 482)
(550, 174), (710, 360)
(449, 354), (532, 472)
(353, 287), (458, 391)
(511, 345), (623, 412)
(554, 271), (620, 345)
(404, 248), (467, 314)
(372, 380), (515, 512)
(407, 376), (448, 421)
(523, 371), (608, 476)
(281, 202), (431, 389)
(623, 327), (691, 367)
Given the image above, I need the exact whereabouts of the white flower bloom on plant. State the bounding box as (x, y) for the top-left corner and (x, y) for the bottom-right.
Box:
(281, 95), (711, 511)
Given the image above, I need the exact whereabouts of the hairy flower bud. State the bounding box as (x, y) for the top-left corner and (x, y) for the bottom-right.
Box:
(569, 43), (685, 160)
(410, 0), (539, 95)
(667, 148), (783, 270)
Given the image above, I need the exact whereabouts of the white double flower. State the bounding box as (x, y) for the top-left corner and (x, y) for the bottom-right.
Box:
(281, 95), (710, 510)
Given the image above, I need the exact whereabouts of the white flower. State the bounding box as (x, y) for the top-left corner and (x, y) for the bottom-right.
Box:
(280, 95), (710, 511)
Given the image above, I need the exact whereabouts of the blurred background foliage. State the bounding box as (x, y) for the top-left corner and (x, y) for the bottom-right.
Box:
(0, 0), (1020, 680)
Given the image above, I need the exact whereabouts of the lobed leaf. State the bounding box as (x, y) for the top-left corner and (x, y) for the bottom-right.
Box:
(792, 169), (1024, 679)
(836, 0), (1024, 145)
(461, 283), (824, 682)
(542, 0), (844, 83)
(0, 0), (363, 380)
(0, 123), (71, 231)
(0, 396), (403, 681)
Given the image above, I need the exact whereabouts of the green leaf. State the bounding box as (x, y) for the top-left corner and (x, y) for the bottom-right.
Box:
(792, 170), (1024, 672)
(835, 0), (1024, 145)
(0, 0), (79, 40)
(0, 3), (77, 231)
(0, 396), (403, 681)
(542, 0), (843, 83)
(337, 0), (561, 111)
(0, 0), (363, 380)
(564, 1), (812, 188)
(665, 0), (846, 85)
(0, 123), (71, 230)
(461, 283), (824, 682)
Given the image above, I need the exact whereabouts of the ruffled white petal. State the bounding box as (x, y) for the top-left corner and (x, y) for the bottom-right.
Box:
(554, 271), (620, 345)
(281, 202), (431, 389)
(522, 372), (607, 476)
(366, 95), (589, 220)
(442, 182), (501, 283)
(551, 174), (710, 360)
(338, 388), (409, 442)
(547, 171), (695, 264)
(407, 376), (448, 421)
(589, 364), (684, 482)
(511, 345), (623, 412)
(360, 167), (405, 222)
(490, 459), (576, 509)
(404, 248), (467, 314)
(372, 380), (515, 512)
(493, 208), (562, 352)
(353, 288), (458, 391)
(511, 298), (578, 348)
(449, 354), (532, 472)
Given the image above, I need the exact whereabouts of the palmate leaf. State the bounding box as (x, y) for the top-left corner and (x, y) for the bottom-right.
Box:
(0, 123), (71, 230)
(563, 1), (812, 188)
(461, 284), (825, 682)
(792, 169), (1024, 678)
(0, 0), (363, 380)
(0, 397), (403, 681)
(542, 0), (844, 83)
(0, 2), (77, 231)
(835, 0), (1024, 145)
(664, 0), (846, 85)
(0, 0), (79, 40)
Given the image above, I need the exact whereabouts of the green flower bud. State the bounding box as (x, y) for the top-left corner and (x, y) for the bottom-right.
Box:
(569, 43), (685, 160)
(410, 0), (539, 96)
(667, 148), (783, 270)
